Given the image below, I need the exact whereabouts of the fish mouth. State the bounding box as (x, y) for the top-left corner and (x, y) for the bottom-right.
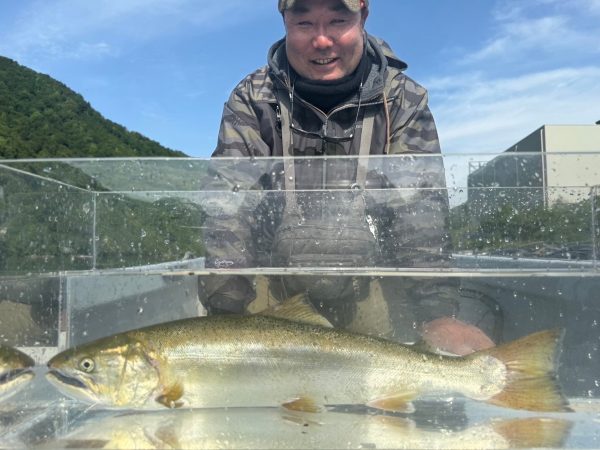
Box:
(46, 369), (88, 390)
(0, 368), (33, 384)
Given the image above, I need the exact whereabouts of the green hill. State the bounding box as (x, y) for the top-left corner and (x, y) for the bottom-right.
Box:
(0, 57), (209, 272)
(0, 56), (186, 158)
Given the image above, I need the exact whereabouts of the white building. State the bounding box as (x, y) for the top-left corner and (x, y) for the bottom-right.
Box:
(468, 124), (600, 208)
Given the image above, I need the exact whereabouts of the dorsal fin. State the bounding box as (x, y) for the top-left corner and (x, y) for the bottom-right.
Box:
(260, 294), (333, 328)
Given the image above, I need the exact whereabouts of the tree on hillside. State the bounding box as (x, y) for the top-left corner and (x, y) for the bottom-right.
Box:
(0, 56), (187, 159)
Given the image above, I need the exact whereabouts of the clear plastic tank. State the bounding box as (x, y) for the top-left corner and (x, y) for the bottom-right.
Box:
(1, 154), (599, 448)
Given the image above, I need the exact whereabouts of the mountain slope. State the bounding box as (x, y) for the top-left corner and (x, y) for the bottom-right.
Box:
(0, 56), (186, 158)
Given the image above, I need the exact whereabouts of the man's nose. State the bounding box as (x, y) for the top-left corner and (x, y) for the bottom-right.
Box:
(312, 29), (334, 49)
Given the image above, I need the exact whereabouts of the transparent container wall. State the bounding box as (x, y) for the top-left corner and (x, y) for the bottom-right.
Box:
(0, 162), (96, 273)
(0, 275), (59, 347)
(1, 154), (600, 448)
(65, 271), (202, 346)
(1, 154), (599, 274)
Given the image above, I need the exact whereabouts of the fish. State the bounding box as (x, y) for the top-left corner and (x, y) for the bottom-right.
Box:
(46, 295), (571, 413)
(0, 344), (35, 402)
(44, 408), (573, 449)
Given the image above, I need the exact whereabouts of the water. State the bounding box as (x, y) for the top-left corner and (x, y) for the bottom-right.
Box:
(1, 371), (598, 448)
(1, 268), (599, 448)
(1, 155), (599, 447)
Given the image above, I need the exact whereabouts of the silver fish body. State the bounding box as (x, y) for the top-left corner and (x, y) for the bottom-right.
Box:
(46, 311), (570, 413)
(0, 344), (35, 402)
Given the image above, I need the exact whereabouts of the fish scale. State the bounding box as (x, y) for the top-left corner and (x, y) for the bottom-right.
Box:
(47, 306), (571, 413)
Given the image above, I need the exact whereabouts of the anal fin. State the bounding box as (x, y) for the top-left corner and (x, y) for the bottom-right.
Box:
(367, 392), (418, 413)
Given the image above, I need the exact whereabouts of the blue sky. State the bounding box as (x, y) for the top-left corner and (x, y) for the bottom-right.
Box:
(0, 0), (599, 157)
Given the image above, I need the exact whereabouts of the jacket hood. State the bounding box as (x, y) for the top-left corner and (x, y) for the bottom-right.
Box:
(267, 34), (407, 101)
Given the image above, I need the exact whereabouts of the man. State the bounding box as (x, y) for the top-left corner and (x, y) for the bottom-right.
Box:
(201, 0), (499, 355)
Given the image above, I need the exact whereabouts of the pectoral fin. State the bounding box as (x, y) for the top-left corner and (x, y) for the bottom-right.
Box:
(155, 382), (184, 409)
(367, 392), (417, 413)
(282, 397), (323, 413)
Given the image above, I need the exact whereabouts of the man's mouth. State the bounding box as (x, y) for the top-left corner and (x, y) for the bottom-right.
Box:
(312, 57), (338, 65)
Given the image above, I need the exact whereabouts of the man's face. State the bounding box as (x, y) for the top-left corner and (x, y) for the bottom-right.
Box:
(284, 0), (368, 81)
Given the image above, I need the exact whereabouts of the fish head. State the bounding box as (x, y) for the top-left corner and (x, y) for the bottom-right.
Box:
(46, 335), (160, 408)
(0, 345), (35, 400)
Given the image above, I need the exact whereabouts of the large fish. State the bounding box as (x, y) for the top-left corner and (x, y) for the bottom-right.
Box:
(0, 344), (35, 402)
(46, 297), (571, 413)
(46, 408), (573, 449)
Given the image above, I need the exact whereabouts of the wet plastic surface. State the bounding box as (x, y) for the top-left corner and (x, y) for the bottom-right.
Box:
(1, 369), (599, 449)
(1, 155), (599, 448)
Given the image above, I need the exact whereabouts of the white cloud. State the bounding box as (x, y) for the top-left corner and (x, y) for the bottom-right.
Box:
(0, 0), (271, 63)
(585, 0), (600, 13)
(466, 16), (570, 62)
(427, 0), (600, 158)
(463, 0), (600, 65)
(431, 66), (600, 154)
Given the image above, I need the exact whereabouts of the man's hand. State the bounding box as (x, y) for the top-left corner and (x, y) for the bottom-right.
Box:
(420, 317), (495, 356)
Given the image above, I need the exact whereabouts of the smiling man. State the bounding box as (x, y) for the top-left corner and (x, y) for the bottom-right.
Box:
(283, 0), (367, 81)
(203, 0), (499, 355)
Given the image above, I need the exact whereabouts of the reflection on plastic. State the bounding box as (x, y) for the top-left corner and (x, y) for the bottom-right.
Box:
(28, 407), (573, 450)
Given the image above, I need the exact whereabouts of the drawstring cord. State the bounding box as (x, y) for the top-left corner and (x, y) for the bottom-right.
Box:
(383, 89), (390, 154)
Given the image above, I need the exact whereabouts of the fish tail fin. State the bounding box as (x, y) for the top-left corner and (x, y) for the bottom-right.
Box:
(492, 417), (573, 448)
(481, 328), (572, 412)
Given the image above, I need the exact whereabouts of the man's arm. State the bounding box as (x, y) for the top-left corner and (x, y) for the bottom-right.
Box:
(383, 80), (498, 354)
(201, 82), (271, 314)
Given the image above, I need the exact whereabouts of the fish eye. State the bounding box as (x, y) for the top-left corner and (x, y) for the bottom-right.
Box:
(78, 357), (95, 373)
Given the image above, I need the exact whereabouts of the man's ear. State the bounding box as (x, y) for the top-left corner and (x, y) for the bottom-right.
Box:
(360, 7), (369, 26)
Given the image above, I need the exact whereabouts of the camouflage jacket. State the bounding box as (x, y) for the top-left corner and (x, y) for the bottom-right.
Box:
(213, 34), (440, 159)
(201, 35), (456, 318)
